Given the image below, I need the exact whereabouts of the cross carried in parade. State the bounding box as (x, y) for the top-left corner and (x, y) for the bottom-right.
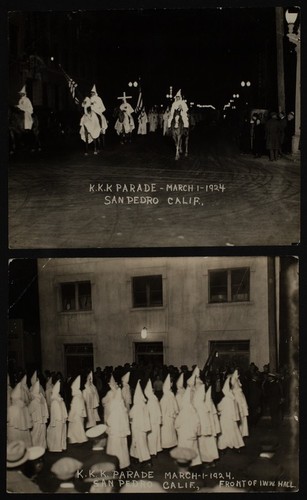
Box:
(117, 92), (132, 101)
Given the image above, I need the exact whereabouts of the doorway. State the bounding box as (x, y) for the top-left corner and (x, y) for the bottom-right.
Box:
(134, 342), (164, 368)
(64, 343), (93, 378)
(209, 340), (250, 372)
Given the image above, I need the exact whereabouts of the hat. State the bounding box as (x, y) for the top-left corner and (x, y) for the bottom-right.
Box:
(120, 481), (165, 493)
(18, 85), (26, 94)
(90, 84), (97, 94)
(289, 111), (295, 116)
(51, 457), (82, 481)
(170, 446), (197, 465)
(260, 438), (279, 452)
(7, 441), (29, 468)
(85, 424), (107, 439)
(74, 458), (117, 492)
(27, 446), (45, 461)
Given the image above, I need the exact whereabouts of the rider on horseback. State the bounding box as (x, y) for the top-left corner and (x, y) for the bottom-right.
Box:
(16, 85), (33, 130)
(89, 84), (108, 134)
(168, 89), (189, 129)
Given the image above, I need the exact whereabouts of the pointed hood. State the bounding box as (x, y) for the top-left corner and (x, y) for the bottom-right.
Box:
(162, 373), (171, 393)
(91, 84), (97, 94)
(52, 380), (61, 397)
(46, 377), (53, 390)
(31, 380), (40, 396)
(114, 387), (123, 402)
(194, 382), (205, 408)
(109, 374), (118, 391)
(19, 84), (26, 94)
(222, 376), (232, 397)
(21, 374), (28, 387)
(71, 375), (81, 396)
(87, 371), (93, 384)
(11, 382), (22, 401)
(7, 374), (11, 387)
(231, 369), (242, 389)
(144, 378), (154, 399)
(31, 370), (37, 386)
(205, 385), (212, 402)
(176, 373), (184, 389)
(121, 372), (130, 385)
(181, 386), (192, 408)
(133, 380), (146, 405)
(175, 89), (182, 98)
(186, 371), (196, 387)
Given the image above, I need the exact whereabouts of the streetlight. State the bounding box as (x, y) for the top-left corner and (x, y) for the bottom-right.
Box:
(285, 8), (300, 155)
(141, 327), (148, 339)
(128, 80), (138, 88)
(166, 86), (173, 100)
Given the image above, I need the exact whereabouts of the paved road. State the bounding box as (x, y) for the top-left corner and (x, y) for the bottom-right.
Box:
(8, 124), (300, 248)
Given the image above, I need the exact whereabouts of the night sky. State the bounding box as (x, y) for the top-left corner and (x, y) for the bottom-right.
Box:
(11, 7), (283, 109)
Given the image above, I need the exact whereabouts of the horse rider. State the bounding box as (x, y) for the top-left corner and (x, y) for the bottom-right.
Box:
(16, 85), (33, 130)
(80, 96), (101, 150)
(168, 89), (189, 129)
(115, 92), (135, 135)
(89, 85), (108, 134)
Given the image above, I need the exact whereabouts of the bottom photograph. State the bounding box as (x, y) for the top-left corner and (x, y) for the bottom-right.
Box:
(7, 256), (299, 493)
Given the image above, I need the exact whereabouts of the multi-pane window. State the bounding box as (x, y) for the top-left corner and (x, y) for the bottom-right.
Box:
(61, 281), (92, 311)
(209, 268), (250, 303)
(132, 275), (163, 308)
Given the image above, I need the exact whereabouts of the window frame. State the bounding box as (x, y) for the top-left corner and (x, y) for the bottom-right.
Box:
(60, 280), (92, 312)
(208, 267), (250, 304)
(132, 274), (163, 308)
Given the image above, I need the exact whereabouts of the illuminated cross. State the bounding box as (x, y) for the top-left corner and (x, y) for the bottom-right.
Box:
(117, 92), (132, 101)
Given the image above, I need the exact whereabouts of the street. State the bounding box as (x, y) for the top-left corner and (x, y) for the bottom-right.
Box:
(8, 123), (300, 248)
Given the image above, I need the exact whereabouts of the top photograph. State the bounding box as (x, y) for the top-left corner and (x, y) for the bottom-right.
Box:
(8, 6), (301, 249)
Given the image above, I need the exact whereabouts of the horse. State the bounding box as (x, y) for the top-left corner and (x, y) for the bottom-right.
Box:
(9, 106), (41, 154)
(114, 107), (135, 144)
(170, 108), (189, 160)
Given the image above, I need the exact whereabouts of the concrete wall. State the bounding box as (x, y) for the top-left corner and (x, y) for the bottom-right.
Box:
(38, 257), (270, 374)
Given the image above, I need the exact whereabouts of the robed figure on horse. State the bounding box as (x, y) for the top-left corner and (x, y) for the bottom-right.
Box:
(168, 90), (190, 160)
(114, 92), (135, 144)
(9, 85), (41, 154)
(79, 86), (108, 155)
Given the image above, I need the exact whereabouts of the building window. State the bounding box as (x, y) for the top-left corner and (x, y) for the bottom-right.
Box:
(132, 275), (163, 308)
(209, 268), (250, 303)
(61, 281), (92, 311)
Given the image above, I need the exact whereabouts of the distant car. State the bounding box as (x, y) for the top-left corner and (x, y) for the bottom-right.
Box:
(250, 109), (269, 123)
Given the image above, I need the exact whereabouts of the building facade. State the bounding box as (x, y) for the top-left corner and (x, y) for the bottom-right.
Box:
(37, 257), (279, 377)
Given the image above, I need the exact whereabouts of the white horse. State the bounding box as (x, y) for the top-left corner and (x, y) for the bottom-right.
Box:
(114, 107), (135, 144)
(80, 97), (102, 155)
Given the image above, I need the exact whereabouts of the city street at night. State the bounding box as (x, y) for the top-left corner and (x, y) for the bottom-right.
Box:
(9, 125), (300, 248)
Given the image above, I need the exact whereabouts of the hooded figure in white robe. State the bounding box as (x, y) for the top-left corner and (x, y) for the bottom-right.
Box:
(168, 90), (189, 128)
(7, 382), (32, 446)
(194, 383), (219, 463)
(175, 386), (202, 466)
(129, 380), (151, 462)
(115, 96), (135, 135)
(80, 97), (101, 144)
(47, 380), (68, 452)
(16, 86), (33, 130)
(231, 370), (249, 437)
(144, 378), (162, 456)
(137, 107), (148, 135)
(68, 375), (88, 444)
(205, 386), (221, 437)
(160, 374), (179, 449)
(28, 380), (49, 448)
(217, 376), (245, 451)
(175, 373), (186, 410)
(30, 371), (45, 398)
(45, 377), (53, 411)
(186, 366), (200, 404)
(83, 371), (101, 429)
(121, 372), (132, 412)
(102, 374), (118, 424)
(90, 85), (108, 133)
(106, 387), (130, 469)
(20, 374), (31, 406)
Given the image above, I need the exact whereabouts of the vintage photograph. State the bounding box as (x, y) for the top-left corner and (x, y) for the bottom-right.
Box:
(8, 5), (301, 248)
(7, 256), (299, 493)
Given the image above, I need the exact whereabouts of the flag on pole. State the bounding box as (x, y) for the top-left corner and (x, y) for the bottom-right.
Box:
(59, 65), (80, 104)
(135, 88), (143, 113)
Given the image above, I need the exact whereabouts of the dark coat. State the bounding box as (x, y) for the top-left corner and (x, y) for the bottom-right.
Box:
(265, 118), (281, 150)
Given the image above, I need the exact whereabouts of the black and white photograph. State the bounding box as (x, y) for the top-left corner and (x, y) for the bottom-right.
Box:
(7, 4), (301, 248)
(7, 256), (299, 493)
